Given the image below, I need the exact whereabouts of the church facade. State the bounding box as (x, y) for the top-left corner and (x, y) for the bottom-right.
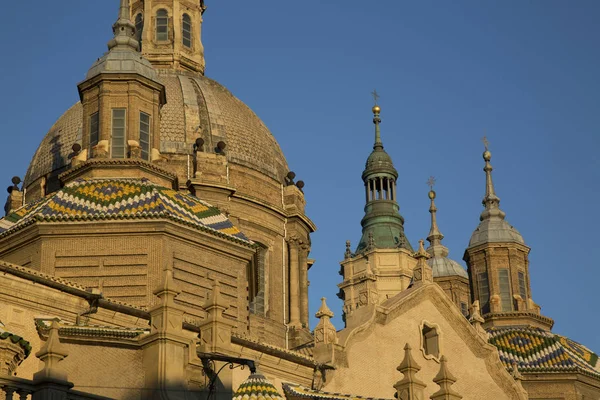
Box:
(0, 1), (598, 399)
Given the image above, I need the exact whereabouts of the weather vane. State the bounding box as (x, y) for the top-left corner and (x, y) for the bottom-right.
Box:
(371, 89), (380, 106)
(427, 176), (436, 191)
(482, 135), (489, 151)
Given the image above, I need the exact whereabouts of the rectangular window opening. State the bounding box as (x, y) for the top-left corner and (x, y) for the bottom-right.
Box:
(112, 109), (126, 159)
(477, 272), (490, 314)
(139, 112), (151, 160)
(90, 112), (99, 150)
(498, 269), (513, 312)
(518, 271), (527, 299)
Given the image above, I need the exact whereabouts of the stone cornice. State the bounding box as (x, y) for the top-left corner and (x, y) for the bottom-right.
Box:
(231, 333), (317, 368)
(483, 311), (554, 330)
(59, 158), (177, 186)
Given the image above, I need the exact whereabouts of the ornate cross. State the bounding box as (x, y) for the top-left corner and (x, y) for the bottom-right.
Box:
(482, 135), (489, 151)
(371, 89), (380, 106)
(426, 176), (436, 190)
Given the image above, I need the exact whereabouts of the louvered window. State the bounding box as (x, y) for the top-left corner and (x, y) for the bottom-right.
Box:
(477, 272), (490, 314)
(112, 109), (126, 158)
(139, 112), (150, 160)
(156, 9), (169, 41)
(182, 14), (192, 48)
(518, 271), (527, 299)
(89, 112), (99, 150)
(498, 269), (513, 312)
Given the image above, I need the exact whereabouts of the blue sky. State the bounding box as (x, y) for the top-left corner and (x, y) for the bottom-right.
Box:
(0, 1), (598, 351)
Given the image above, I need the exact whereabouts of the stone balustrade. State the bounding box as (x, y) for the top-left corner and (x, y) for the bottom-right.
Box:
(0, 375), (34, 399)
(0, 375), (111, 400)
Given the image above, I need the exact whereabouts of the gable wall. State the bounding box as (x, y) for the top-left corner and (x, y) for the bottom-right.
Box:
(325, 297), (521, 399)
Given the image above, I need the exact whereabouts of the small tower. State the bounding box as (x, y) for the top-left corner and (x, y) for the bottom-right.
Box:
(338, 98), (416, 324)
(425, 180), (471, 315)
(130, 0), (207, 74)
(356, 101), (412, 254)
(74, 0), (169, 184)
(463, 139), (552, 330)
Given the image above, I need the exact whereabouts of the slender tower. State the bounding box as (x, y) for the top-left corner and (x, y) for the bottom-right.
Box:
(338, 99), (416, 324)
(425, 180), (470, 315)
(463, 140), (552, 329)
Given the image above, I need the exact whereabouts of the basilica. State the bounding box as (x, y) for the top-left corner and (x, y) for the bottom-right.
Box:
(0, 1), (598, 399)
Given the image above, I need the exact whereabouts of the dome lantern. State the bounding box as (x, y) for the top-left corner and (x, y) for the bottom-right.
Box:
(355, 97), (411, 253)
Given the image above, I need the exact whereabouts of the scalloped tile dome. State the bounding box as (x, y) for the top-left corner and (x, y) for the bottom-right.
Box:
(427, 256), (468, 279)
(468, 218), (525, 247)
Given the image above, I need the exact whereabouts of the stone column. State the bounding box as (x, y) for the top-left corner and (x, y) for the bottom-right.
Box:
(386, 178), (391, 200)
(288, 238), (301, 327)
(299, 243), (310, 328)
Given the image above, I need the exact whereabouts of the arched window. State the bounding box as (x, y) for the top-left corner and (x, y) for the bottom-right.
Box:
(182, 14), (192, 48)
(135, 14), (144, 48)
(422, 324), (440, 359)
(156, 9), (169, 41)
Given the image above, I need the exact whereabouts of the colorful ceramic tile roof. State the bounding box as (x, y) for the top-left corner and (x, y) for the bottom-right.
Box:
(282, 384), (391, 400)
(233, 372), (284, 400)
(488, 326), (600, 376)
(0, 178), (251, 244)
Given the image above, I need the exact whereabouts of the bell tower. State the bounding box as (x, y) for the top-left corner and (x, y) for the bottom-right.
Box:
(463, 140), (553, 330)
(130, 0), (206, 74)
(338, 100), (416, 324)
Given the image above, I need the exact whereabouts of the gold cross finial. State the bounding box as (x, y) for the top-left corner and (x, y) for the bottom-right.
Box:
(371, 89), (380, 106)
(482, 135), (489, 151)
(426, 176), (436, 190)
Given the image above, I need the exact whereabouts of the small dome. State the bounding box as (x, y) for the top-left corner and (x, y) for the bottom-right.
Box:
(469, 218), (524, 247)
(427, 256), (468, 279)
(24, 71), (289, 190)
(364, 149), (396, 173)
(233, 372), (284, 400)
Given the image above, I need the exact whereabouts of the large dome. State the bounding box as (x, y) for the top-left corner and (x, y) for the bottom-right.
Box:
(24, 70), (289, 189)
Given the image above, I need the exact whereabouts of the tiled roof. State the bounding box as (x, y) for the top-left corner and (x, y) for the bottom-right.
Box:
(282, 384), (391, 400)
(35, 319), (148, 340)
(233, 373), (284, 400)
(0, 178), (251, 244)
(488, 326), (600, 377)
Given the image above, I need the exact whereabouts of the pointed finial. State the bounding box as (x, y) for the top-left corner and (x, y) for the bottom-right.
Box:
(107, 0), (139, 51)
(413, 240), (433, 285)
(367, 232), (376, 250)
(431, 356), (463, 400)
(394, 343), (427, 398)
(479, 136), (506, 221)
(344, 240), (352, 259)
(416, 239), (428, 258)
(34, 318), (69, 382)
(398, 343), (421, 373)
(426, 178), (448, 257)
(314, 297), (338, 346)
(315, 297), (334, 319)
(371, 90), (383, 149)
